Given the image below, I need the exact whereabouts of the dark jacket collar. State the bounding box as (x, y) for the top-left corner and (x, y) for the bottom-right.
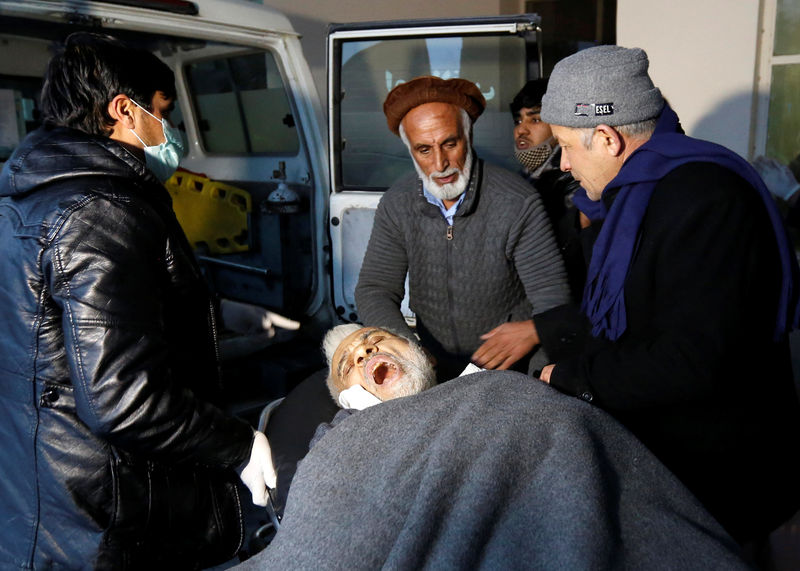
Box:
(0, 125), (159, 199)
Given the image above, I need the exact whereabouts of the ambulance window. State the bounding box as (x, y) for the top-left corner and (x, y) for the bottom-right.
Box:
(0, 77), (43, 163)
(337, 34), (528, 189)
(186, 51), (298, 155)
(169, 100), (188, 147)
(765, 1), (800, 165)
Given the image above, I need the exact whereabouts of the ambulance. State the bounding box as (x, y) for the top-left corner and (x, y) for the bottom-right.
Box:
(0, 0), (543, 396)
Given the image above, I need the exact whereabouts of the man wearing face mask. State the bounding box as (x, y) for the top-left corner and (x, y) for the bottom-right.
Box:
(0, 33), (275, 569)
(126, 97), (185, 183)
(511, 79), (587, 302)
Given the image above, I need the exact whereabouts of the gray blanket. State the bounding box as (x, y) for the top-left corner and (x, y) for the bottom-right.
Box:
(240, 371), (748, 570)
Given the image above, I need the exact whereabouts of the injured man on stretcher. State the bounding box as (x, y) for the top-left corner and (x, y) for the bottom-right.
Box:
(244, 325), (750, 569)
(257, 324), (439, 519)
(323, 323), (437, 409)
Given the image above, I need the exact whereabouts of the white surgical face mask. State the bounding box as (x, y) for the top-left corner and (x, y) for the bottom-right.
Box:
(338, 384), (382, 410)
(128, 98), (185, 183)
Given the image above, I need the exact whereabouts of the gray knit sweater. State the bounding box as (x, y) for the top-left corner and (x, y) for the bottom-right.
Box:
(355, 158), (569, 362)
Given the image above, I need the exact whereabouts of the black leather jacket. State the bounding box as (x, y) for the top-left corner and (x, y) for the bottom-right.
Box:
(0, 126), (254, 569)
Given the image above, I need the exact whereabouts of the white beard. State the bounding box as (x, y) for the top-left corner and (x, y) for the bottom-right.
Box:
(338, 341), (436, 409)
(384, 341), (437, 399)
(413, 151), (473, 201)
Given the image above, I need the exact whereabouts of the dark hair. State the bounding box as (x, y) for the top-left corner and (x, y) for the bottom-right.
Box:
(40, 32), (176, 136)
(509, 78), (549, 117)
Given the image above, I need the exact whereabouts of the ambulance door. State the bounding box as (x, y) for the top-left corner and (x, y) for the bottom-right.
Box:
(0, 0), (328, 329)
(327, 15), (543, 326)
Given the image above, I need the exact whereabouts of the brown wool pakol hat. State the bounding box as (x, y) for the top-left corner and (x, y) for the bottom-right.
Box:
(383, 76), (486, 135)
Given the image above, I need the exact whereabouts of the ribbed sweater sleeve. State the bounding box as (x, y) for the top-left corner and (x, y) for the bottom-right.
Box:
(496, 167), (571, 314)
(355, 180), (416, 339)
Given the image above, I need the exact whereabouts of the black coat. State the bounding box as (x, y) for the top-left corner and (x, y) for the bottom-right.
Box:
(537, 161), (800, 542)
(0, 127), (253, 569)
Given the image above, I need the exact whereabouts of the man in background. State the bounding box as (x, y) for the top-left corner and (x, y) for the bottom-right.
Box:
(511, 78), (586, 301)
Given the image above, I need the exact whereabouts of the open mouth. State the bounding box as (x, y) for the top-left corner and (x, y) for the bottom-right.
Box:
(516, 139), (530, 150)
(431, 166), (460, 186)
(365, 354), (403, 385)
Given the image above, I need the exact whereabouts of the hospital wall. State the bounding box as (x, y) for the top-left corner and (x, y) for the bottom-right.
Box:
(617, 0), (764, 159)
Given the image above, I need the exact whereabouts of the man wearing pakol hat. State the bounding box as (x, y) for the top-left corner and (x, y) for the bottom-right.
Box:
(355, 76), (570, 381)
(534, 45), (800, 543)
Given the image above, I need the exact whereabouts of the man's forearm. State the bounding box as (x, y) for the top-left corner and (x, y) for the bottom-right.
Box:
(355, 287), (415, 339)
(513, 197), (571, 313)
(354, 195), (414, 337)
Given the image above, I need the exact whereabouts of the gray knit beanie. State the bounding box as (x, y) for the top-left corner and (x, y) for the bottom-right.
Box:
(540, 45), (664, 128)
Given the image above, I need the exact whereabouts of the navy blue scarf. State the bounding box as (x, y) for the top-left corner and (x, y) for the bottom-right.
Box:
(581, 104), (800, 341)
(571, 187), (608, 221)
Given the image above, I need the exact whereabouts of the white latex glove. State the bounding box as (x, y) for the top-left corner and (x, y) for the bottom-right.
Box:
(239, 431), (277, 506)
(752, 156), (800, 200)
(220, 299), (300, 337)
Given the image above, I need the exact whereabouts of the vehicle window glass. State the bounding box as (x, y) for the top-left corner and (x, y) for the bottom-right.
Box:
(337, 35), (527, 189)
(774, 0), (800, 56)
(766, 0), (800, 163)
(0, 77), (42, 163)
(186, 51), (299, 154)
(766, 63), (800, 163)
(169, 99), (189, 149)
(0, 33), (49, 164)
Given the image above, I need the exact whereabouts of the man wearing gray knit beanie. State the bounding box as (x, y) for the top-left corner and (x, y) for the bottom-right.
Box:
(534, 45), (800, 544)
